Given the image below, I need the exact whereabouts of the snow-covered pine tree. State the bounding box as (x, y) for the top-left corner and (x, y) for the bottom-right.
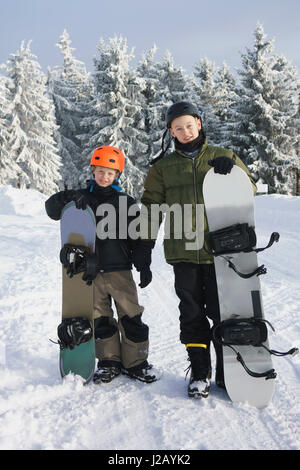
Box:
(213, 62), (239, 146)
(193, 57), (227, 145)
(4, 41), (61, 194)
(49, 30), (93, 189)
(227, 23), (299, 193)
(136, 45), (167, 162)
(270, 54), (300, 193)
(156, 51), (195, 154)
(126, 65), (149, 176)
(295, 89), (300, 194)
(158, 51), (193, 105)
(81, 36), (145, 198)
(0, 72), (21, 186)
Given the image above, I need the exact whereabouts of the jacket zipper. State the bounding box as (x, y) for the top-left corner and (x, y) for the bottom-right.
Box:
(192, 158), (200, 264)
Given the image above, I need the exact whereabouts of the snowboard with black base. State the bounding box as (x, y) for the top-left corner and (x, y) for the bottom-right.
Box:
(203, 166), (298, 408)
(57, 201), (97, 384)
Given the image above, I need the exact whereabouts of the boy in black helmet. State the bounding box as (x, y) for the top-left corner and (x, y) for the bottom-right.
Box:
(138, 101), (256, 398)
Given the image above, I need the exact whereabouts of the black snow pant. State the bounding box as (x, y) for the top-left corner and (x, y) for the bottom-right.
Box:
(173, 262), (220, 346)
(173, 262), (225, 385)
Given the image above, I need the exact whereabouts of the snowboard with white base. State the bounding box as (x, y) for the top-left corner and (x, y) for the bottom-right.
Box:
(203, 166), (275, 408)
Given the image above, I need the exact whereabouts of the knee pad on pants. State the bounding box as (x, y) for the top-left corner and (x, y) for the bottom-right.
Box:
(119, 313), (149, 369)
(94, 316), (118, 340)
(120, 313), (149, 343)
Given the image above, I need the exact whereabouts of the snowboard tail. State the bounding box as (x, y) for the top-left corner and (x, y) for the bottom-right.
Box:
(59, 339), (95, 384)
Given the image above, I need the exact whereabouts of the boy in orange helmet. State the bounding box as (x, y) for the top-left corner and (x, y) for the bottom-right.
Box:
(45, 146), (157, 384)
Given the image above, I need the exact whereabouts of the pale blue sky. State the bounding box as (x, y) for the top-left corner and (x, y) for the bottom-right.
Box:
(1, 0), (299, 74)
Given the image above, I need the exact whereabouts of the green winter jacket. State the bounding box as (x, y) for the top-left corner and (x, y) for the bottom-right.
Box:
(140, 140), (257, 265)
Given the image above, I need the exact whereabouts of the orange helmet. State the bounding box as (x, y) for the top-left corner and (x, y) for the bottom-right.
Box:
(90, 146), (125, 173)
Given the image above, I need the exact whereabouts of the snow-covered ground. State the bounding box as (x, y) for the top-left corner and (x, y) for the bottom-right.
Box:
(0, 185), (299, 450)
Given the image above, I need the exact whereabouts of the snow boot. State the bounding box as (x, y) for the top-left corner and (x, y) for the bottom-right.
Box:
(93, 361), (121, 384)
(186, 344), (212, 399)
(122, 361), (158, 383)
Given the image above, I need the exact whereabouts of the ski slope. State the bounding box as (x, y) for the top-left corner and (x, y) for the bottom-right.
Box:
(0, 185), (299, 450)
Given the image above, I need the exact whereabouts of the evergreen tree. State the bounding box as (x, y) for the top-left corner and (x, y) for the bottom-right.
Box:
(213, 62), (239, 146)
(0, 73), (21, 186)
(126, 65), (149, 175)
(50, 30), (93, 189)
(81, 36), (145, 198)
(295, 89), (300, 194)
(193, 57), (219, 143)
(158, 51), (192, 104)
(157, 51), (195, 154)
(136, 45), (166, 161)
(4, 41), (61, 194)
(228, 23), (299, 193)
(192, 58), (238, 146)
(270, 54), (300, 193)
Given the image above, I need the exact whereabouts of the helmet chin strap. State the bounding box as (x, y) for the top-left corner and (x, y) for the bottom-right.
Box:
(111, 171), (123, 191)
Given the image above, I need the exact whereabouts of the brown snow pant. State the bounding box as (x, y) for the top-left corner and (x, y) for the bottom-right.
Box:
(93, 270), (149, 370)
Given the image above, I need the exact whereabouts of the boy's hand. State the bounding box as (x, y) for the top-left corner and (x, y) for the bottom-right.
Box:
(64, 190), (88, 210)
(132, 240), (154, 271)
(208, 156), (234, 174)
(73, 192), (88, 210)
(139, 266), (152, 288)
(82, 271), (97, 286)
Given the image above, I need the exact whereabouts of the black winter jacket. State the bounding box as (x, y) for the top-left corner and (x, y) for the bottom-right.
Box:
(45, 181), (140, 273)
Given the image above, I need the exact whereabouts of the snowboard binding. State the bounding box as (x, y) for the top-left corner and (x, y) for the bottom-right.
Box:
(56, 317), (93, 350)
(213, 317), (298, 380)
(205, 223), (280, 278)
(60, 243), (97, 285)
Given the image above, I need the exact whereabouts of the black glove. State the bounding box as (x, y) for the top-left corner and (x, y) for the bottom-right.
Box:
(132, 240), (155, 272)
(82, 252), (98, 285)
(139, 266), (152, 288)
(64, 190), (88, 210)
(208, 156), (234, 175)
(82, 271), (97, 286)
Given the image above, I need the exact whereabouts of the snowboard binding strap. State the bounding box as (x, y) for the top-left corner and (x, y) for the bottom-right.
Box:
(212, 317), (299, 380)
(235, 352), (277, 380)
(226, 258), (267, 279)
(204, 224), (280, 279)
(50, 317), (93, 350)
(60, 244), (97, 285)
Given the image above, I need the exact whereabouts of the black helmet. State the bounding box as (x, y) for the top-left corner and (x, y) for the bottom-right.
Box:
(166, 101), (201, 128)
